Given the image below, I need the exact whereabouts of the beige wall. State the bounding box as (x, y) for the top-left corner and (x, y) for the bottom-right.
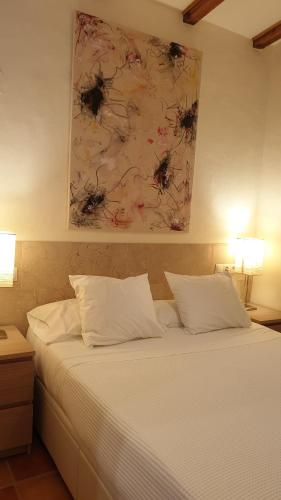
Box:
(0, 0), (267, 243)
(252, 43), (281, 309)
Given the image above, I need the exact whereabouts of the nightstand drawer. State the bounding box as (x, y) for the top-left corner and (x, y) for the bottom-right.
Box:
(0, 360), (34, 407)
(0, 404), (33, 451)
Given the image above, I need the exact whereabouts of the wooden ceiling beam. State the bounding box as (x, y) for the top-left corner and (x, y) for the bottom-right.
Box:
(253, 21), (281, 49)
(183, 0), (225, 25)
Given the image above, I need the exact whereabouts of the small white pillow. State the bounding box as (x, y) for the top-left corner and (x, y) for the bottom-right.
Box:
(27, 299), (81, 344)
(154, 300), (182, 328)
(69, 274), (163, 346)
(165, 272), (251, 335)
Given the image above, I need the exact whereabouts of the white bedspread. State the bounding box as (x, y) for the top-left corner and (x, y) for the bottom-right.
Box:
(28, 324), (281, 500)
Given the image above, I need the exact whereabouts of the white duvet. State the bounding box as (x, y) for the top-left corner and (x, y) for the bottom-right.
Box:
(28, 324), (281, 500)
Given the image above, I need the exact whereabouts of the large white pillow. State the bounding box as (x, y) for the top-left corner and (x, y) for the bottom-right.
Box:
(154, 300), (182, 328)
(69, 274), (163, 346)
(165, 272), (251, 335)
(27, 299), (81, 344)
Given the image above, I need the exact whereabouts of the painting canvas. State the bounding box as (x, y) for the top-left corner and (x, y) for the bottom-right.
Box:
(69, 12), (202, 232)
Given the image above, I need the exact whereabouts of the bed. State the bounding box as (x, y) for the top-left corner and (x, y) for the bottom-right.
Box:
(27, 323), (281, 500)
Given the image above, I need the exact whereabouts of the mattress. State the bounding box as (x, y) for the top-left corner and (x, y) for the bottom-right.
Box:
(27, 324), (281, 500)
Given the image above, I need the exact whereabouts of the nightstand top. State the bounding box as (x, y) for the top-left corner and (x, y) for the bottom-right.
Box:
(250, 305), (281, 325)
(0, 325), (34, 362)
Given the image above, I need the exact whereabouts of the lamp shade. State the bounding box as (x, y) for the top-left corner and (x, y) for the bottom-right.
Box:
(234, 237), (265, 275)
(0, 232), (16, 287)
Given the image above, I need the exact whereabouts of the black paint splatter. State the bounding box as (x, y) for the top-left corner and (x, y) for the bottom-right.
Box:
(80, 75), (105, 117)
(168, 42), (185, 61)
(179, 100), (198, 143)
(154, 153), (172, 191)
(82, 189), (106, 214)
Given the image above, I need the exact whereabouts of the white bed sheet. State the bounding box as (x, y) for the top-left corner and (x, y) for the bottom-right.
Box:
(28, 324), (281, 500)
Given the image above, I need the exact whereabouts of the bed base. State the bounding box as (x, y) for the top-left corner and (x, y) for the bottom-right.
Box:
(34, 377), (112, 500)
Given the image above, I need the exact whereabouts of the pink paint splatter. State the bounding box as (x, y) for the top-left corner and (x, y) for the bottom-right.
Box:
(157, 127), (168, 137)
(147, 138), (154, 144)
(126, 51), (142, 65)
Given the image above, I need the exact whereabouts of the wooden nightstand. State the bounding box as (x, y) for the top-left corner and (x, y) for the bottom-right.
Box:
(0, 325), (34, 457)
(250, 305), (281, 332)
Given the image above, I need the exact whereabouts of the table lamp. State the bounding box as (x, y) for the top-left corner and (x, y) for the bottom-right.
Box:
(233, 237), (265, 310)
(0, 232), (16, 287)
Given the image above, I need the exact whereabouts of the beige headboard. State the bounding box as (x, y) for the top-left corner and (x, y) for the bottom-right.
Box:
(0, 241), (229, 333)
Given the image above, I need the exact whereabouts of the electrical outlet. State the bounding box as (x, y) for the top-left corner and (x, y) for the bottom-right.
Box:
(215, 263), (236, 273)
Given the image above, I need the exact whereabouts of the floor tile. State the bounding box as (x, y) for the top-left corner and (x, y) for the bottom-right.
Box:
(8, 436), (55, 481)
(0, 486), (18, 500)
(0, 460), (12, 488)
(17, 473), (72, 500)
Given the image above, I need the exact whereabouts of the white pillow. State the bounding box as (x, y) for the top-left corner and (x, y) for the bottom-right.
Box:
(154, 300), (182, 328)
(27, 299), (81, 344)
(69, 274), (163, 346)
(165, 272), (251, 335)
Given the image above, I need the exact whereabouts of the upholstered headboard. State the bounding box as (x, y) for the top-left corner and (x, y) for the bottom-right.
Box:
(0, 241), (229, 333)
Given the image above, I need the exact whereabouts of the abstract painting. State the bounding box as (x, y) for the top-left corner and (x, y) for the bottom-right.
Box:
(69, 12), (202, 231)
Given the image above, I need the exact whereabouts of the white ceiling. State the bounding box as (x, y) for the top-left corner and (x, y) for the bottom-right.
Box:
(155, 0), (281, 38)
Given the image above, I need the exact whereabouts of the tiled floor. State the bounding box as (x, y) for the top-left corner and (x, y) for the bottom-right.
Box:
(0, 436), (72, 500)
